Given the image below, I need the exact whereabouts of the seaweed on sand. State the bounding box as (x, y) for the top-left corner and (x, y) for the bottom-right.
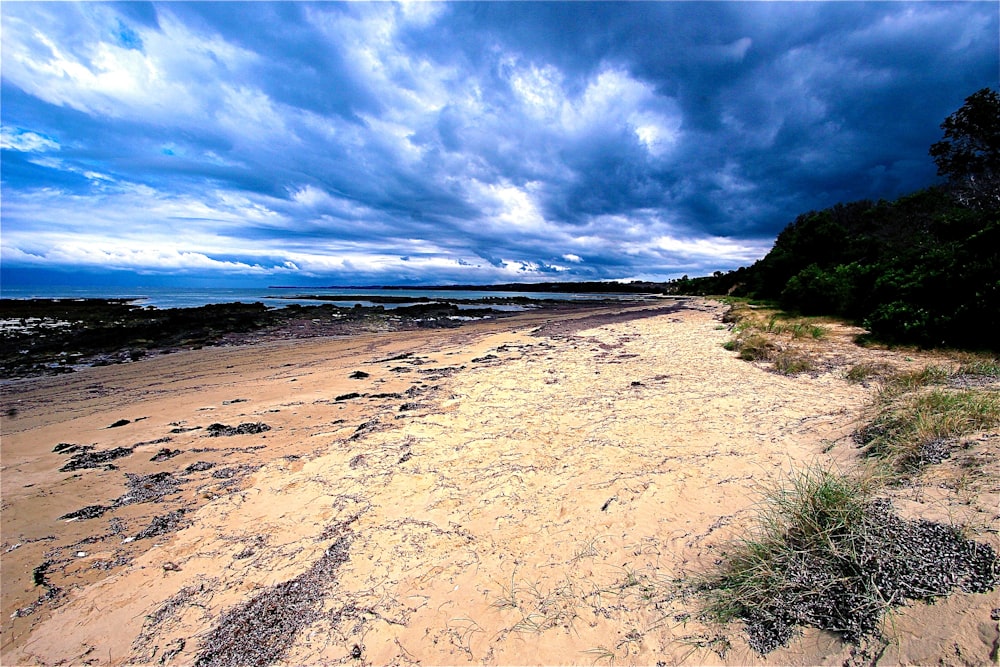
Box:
(59, 446), (134, 471)
(194, 535), (352, 667)
(150, 448), (183, 462)
(58, 504), (111, 521)
(204, 422), (271, 437)
(12, 561), (65, 619)
(135, 509), (189, 540)
(115, 472), (183, 506)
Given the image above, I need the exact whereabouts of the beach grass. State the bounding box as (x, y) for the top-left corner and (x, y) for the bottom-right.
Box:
(721, 303), (828, 371)
(701, 464), (999, 654)
(771, 350), (815, 376)
(856, 387), (1000, 470)
(844, 361), (895, 384)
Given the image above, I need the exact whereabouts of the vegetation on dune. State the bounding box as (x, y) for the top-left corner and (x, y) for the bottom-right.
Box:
(853, 361), (1000, 472)
(702, 466), (999, 655)
(709, 283), (1000, 654)
(674, 88), (999, 352)
(718, 301), (826, 375)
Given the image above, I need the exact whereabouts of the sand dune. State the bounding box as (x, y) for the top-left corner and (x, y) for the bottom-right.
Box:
(2, 299), (996, 666)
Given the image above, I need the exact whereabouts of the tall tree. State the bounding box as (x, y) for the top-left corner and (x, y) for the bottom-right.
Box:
(929, 87), (1000, 211)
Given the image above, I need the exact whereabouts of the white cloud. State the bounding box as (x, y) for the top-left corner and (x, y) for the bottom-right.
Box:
(1, 4), (259, 131)
(2, 242), (285, 275)
(1, 127), (60, 152)
(475, 181), (550, 232)
(647, 234), (772, 264)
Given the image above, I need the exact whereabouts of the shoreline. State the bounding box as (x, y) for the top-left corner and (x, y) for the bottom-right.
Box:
(0, 297), (670, 381)
(1, 298), (996, 665)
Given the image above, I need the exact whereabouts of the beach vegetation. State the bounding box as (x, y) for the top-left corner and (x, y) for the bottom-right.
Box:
(701, 465), (999, 655)
(957, 357), (1000, 378)
(847, 361), (1000, 472)
(844, 361), (895, 384)
(721, 302), (829, 375)
(771, 351), (815, 376)
(855, 387), (1000, 471)
(734, 333), (777, 362)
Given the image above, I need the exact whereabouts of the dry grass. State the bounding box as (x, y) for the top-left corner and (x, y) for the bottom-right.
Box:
(721, 303), (827, 373)
(856, 388), (1000, 471)
(771, 351), (816, 376)
(853, 360), (1000, 472)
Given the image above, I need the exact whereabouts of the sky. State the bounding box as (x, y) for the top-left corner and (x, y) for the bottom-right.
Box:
(1, 2), (997, 288)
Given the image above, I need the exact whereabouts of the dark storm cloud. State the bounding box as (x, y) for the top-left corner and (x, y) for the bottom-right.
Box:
(1, 1), (996, 285)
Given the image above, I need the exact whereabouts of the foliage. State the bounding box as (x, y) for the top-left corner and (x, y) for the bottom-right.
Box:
(771, 351), (815, 376)
(929, 87), (1000, 211)
(671, 90), (1000, 351)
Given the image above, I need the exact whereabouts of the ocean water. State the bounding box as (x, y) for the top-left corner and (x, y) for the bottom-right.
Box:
(0, 285), (646, 310)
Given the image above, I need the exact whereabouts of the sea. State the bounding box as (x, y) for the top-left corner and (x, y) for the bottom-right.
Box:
(0, 286), (649, 311)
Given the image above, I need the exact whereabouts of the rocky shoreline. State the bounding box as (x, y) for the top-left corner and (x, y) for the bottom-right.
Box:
(0, 297), (642, 380)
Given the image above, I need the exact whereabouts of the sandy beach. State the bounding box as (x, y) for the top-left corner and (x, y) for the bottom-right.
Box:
(2, 298), (997, 666)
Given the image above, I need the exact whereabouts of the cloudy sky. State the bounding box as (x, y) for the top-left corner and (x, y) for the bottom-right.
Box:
(2, 2), (997, 287)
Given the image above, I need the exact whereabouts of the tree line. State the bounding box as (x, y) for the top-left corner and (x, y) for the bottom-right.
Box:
(674, 88), (999, 352)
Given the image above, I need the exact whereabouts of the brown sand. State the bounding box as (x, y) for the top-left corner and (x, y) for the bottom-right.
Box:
(1, 299), (997, 666)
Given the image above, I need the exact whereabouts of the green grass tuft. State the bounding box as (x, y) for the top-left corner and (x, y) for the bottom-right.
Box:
(844, 361), (895, 384)
(879, 365), (951, 397)
(702, 465), (1000, 654)
(856, 388), (1000, 469)
(737, 333), (776, 361)
(772, 351), (815, 376)
(957, 358), (1000, 378)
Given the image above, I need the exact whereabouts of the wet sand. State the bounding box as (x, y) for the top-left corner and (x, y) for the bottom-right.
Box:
(2, 298), (997, 666)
